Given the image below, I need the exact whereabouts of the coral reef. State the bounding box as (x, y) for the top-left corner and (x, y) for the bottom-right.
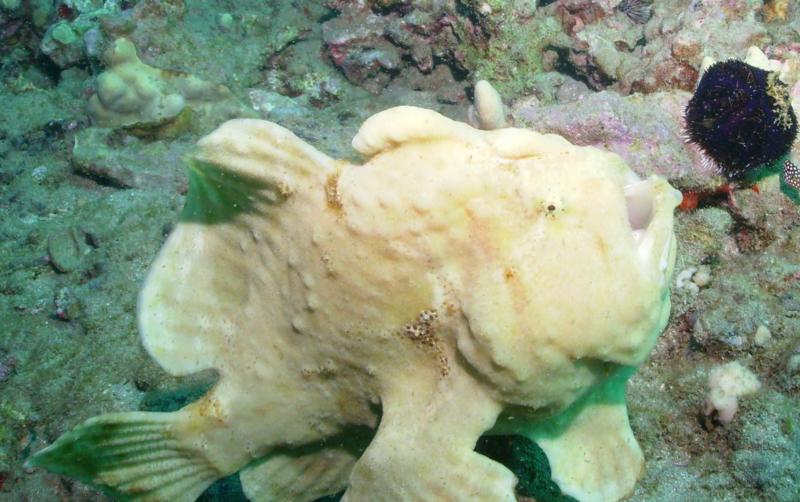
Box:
(318, 1), (576, 99)
(513, 89), (711, 183)
(320, 1), (469, 100)
(86, 37), (244, 136)
(535, 0), (794, 95)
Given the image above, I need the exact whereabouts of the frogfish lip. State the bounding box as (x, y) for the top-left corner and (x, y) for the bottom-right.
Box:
(624, 174), (654, 238)
(623, 173), (682, 281)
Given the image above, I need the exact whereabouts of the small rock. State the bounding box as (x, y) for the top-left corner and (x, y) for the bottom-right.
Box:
(248, 90), (307, 119)
(71, 128), (138, 188)
(41, 20), (85, 67)
(54, 287), (82, 321)
(0, 351), (17, 382)
(788, 354), (800, 374)
(780, 293), (800, 314)
(70, 0), (102, 14)
(83, 27), (104, 58)
(692, 318), (709, 346)
(31, 0), (54, 27)
(692, 265), (712, 288)
(218, 12), (234, 31)
(47, 227), (91, 273)
(676, 267), (699, 294)
(30, 165), (48, 184)
(722, 333), (746, 348)
(556, 78), (590, 103)
(51, 22), (77, 45)
(753, 325), (772, 347)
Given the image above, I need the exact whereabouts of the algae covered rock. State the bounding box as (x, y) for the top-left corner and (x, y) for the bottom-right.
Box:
(70, 126), (193, 191)
(39, 2), (120, 67)
(46, 226), (92, 273)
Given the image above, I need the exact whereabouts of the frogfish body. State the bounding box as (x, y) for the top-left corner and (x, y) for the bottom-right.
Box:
(29, 106), (680, 502)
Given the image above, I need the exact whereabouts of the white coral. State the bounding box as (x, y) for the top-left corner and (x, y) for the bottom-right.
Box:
(704, 361), (761, 425)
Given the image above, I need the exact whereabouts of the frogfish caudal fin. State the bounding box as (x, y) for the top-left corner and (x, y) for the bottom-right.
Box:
(25, 411), (222, 501)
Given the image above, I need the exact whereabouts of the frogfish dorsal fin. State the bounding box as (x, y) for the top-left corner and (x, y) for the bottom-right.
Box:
(190, 118), (334, 210)
(139, 119), (332, 376)
(351, 106), (574, 163)
(351, 106), (481, 157)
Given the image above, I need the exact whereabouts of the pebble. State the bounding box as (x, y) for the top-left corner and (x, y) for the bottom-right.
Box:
(753, 325), (771, 347)
(83, 28), (104, 58)
(676, 265), (713, 295)
(788, 354), (800, 374)
(51, 22), (78, 45)
(0, 351), (17, 382)
(218, 12), (234, 31)
(47, 227), (90, 273)
(70, 0), (98, 13)
(54, 287), (82, 321)
(722, 333), (746, 348)
(31, 165), (48, 184)
(692, 265), (712, 287)
(676, 267), (699, 294)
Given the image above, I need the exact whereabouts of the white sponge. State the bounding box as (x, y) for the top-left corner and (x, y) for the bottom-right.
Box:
(705, 361), (761, 425)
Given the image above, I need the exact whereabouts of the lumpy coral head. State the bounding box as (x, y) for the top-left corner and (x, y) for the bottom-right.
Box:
(28, 107), (680, 502)
(87, 38), (232, 131)
(684, 59), (798, 179)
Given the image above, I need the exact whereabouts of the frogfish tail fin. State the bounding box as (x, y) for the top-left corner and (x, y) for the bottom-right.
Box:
(26, 411), (220, 502)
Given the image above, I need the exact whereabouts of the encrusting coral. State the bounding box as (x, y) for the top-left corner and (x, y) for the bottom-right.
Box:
(28, 106), (681, 502)
(87, 38), (233, 133)
(704, 361), (762, 426)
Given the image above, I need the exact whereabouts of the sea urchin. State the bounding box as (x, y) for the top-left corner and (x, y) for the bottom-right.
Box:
(684, 59), (798, 185)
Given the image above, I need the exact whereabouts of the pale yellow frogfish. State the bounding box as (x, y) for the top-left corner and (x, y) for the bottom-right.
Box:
(28, 106), (681, 502)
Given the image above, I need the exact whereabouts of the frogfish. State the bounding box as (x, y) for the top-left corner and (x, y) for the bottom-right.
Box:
(29, 106), (681, 502)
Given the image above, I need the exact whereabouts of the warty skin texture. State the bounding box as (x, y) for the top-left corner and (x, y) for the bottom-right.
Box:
(29, 106), (680, 502)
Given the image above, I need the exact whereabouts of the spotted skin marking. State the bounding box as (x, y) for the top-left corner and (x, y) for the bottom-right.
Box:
(784, 160), (800, 190)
